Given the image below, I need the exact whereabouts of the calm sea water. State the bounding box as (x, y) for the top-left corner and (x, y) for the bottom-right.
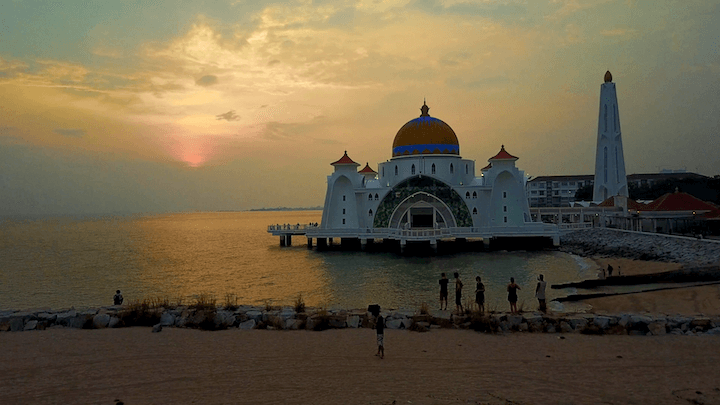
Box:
(0, 211), (594, 311)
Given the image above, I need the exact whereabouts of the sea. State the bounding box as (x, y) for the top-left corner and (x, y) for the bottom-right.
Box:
(0, 211), (595, 312)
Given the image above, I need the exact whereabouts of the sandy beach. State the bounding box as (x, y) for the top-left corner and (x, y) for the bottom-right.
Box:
(1, 327), (720, 405)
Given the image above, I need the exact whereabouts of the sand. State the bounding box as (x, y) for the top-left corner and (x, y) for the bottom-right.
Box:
(2, 327), (720, 405)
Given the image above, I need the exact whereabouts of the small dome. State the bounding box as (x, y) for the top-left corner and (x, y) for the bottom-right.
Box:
(392, 102), (459, 157)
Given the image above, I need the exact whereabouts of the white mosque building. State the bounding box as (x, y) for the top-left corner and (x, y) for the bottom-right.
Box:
(272, 102), (559, 253)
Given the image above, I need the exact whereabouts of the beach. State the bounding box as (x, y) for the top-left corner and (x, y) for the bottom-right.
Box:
(1, 327), (719, 405)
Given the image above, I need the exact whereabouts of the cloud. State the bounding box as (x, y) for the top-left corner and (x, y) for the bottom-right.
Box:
(600, 28), (637, 37)
(216, 110), (240, 121)
(53, 128), (86, 138)
(195, 75), (218, 86)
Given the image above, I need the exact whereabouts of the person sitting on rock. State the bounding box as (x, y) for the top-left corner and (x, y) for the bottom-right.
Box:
(113, 290), (124, 305)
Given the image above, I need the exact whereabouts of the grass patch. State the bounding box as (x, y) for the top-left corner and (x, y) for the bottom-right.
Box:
(468, 311), (499, 333)
(419, 302), (430, 315)
(294, 294), (306, 313)
(191, 293), (216, 311)
(223, 293), (239, 310)
(119, 298), (161, 327)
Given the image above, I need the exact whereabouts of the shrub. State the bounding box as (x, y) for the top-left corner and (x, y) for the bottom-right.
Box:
(294, 294), (306, 313)
(119, 298), (161, 327)
(469, 312), (499, 333)
(191, 293), (216, 311)
(419, 302), (430, 315)
(223, 293), (238, 310)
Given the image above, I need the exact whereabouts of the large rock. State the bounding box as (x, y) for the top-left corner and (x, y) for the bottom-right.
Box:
(214, 310), (236, 328)
(629, 315), (653, 329)
(245, 310), (263, 323)
(505, 315), (523, 328)
(329, 316), (347, 329)
(566, 317), (588, 331)
(704, 327), (720, 335)
(400, 318), (413, 330)
(593, 316), (613, 330)
(160, 312), (176, 327)
(55, 310), (77, 326)
(92, 314), (111, 329)
(108, 317), (120, 328)
(152, 323), (162, 333)
(10, 317), (24, 332)
(690, 317), (712, 329)
(560, 321), (573, 333)
(346, 315), (360, 328)
(284, 319), (302, 330)
(23, 320), (38, 331)
(386, 319), (403, 329)
(239, 319), (256, 330)
(37, 313), (57, 323)
(279, 308), (296, 319)
(647, 322), (667, 335)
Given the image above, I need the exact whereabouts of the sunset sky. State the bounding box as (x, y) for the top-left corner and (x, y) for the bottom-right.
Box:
(1, 0), (718, 215)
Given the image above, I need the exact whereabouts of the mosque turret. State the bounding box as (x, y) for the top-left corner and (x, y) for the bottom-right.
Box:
(593, 71), (628, 202)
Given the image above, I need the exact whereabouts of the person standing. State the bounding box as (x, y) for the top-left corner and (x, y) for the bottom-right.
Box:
(507, 278), (520, 314)
(535, 275), (547, 313)
(439, 273), (449, 311)
(375, 313), (385, 359)
(454, 272), (464, 314)
(113, 290), (124, 305)
(475, 276), (485, 314)
(607, 264), (614, 277)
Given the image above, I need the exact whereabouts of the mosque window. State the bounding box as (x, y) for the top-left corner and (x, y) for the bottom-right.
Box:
(395, 166), (398, 176)
(472, 191), (477, 199)
(465, 192), (470, 199)
(450, 164), (454, 174)
(375, 193), (379, 200)
(369, 209), (373, 216)
(343, 195), (346, 201)
(615, 147), (619, 183)
(503, 191), (507, 198)
(604, 105), (608, 132)
(472, 208), (477, 215)
(614, 105), (618, 132)
(382, 167), (385, 177)
(431, 164), (436, 174)
(503, 206), (507, 212)
(368, 194), (373, 201)
(343, 208), (346, 214)
(504, 217), (508, 223)
(465, 164), (468, 175)
(603, 147), (608, 183)
(343, 219), (345, 224)
(411, 164), (415, 175)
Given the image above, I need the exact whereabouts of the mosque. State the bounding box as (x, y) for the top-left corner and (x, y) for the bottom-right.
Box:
(272, 102), (559, 253)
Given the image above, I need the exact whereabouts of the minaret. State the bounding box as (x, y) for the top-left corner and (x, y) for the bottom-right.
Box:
(593, 71), (628, 202)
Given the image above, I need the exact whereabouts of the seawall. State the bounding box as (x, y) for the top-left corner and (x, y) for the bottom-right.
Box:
(559, 228), (720, 264)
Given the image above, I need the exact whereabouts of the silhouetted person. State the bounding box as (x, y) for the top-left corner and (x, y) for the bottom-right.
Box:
(607, 264), (614, 277)
(454, 272), (464, 314)
(507, 278), (520, 314)
(113, 290), (124, 305)
(439, 273), (449, 310)
(535, 274), (547, 313)
(375, 313), (385, 359)
(475, 276), (485, 313)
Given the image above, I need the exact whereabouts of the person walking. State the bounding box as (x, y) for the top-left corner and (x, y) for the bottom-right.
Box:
(375, 313), (385, 359)
(454, 272), (464, 314)
(439, 273), (449, 311)
(475, 276), (485, 313)
(113, 290), (124, 305)
(507, 278), (520, 314)
(535, 274), (547, 313)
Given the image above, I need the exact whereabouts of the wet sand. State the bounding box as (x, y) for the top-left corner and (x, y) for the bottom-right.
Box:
(2, 327), (720, 405)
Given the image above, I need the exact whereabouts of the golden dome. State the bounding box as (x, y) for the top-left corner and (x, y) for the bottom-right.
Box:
(392, 102), (459, 157)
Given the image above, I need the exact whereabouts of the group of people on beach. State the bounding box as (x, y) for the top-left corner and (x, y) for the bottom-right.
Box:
(438, 272), (547, 315)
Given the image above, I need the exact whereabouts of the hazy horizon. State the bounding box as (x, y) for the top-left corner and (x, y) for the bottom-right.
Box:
(2, 0), (719, 215)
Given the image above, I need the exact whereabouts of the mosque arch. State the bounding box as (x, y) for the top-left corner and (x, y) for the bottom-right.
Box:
(465, 191), (470, 199)
(450, 163), (454, 174)
(472, 191), (477, 199)
(374, 193), (379, 200)
(411, 164), (416, 175)
(387, 192), (456, 229)
(431, 163), (436, 174)
(368, 193), (373, 201)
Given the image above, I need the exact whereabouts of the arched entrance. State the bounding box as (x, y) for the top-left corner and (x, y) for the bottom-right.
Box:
(388, 192), (457, 229)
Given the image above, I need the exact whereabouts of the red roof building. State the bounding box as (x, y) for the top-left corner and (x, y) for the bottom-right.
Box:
(598, 196), (646, 210)
(643, 190), (716, 212)
(358, 162), (377, 174)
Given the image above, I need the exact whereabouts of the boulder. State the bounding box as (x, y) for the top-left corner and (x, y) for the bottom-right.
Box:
(386, 319), (403, 329)
(245, 310), (263, 323)
(279, 308), (296, 320)
(705, 327), (720, 336)
(328, 316), (347, 329)
(566, 317), (588, 331)
(545, 324), (557, 333)
(284, 319), (302, 330)
(593, 316), (613, 330)
(346, 315), (360, 328)
(10, 317), (24, 332)
(152, 323), (162, 333)
(618, 314), (631, 328)
(239, 319), (256, 330)
(560, 321), (573, 333)
(506, 315), (523, 328)
(92, 314), (111, 329)
(400, 318), (414, 329)
(108, 317), (120, 328)
(690, 317), (712, 329)
(519, 323), (529, 332)
(214, 310), (236, 328)
(175, 316), (188, 328)
(37, 313), (57, 323)
(55, 311), (77, 326)
(23, 320), (38, 331)
(647, 322), (667, 335)
(160, 312), (176, 327)
(670, 329), (684, 335)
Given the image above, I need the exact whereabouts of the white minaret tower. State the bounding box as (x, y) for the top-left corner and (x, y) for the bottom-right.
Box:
(593, 71), (628, 202)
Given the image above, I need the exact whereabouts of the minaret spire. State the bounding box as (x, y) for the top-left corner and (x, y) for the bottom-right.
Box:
(593, 71), (628, 202)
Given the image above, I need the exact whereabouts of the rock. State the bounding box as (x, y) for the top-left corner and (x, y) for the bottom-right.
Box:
(23, 320), (38, 331)
(629, 315), (653, 329)
(386, 319), (403, 329)
(705, 327), (720, 336)
(10, 317), (24, 332)
(284, 319), (302, 330)
(37, 313), (57, 323)
(566, 317), (588, 331)
(618, 314), (631, 328)
(400, 318), (413, 329)
(92, 314), (111, 329)
(108, 317), (120, 328)
(160, 312), (176, 327)
(214, 310), (236, 328)
(239, 319), (256, 330)
(175, 316), (188, 328)
(328, 316), (346, 329)
(346, 315), (360, 328)
(506, 315), (523, 328)
(647, 322), (667, 335)
(304, 317), (316, 330)
(593, 316), (613, 329)
(519, 323), (529, 332)
(55, 310), (77, 326)
(152, 323), (162, 333)
(628, 330), (646, 336)
(690, 317), (712, 329)
(416, 322), (431, 329)
(246, 310), (263, 322)
(524, 315), (543, 329)
(560, 321), (573, 333)
(545, 324), (557, 333)
(670, 328), (684, 335)
(279, 308), (296, 319)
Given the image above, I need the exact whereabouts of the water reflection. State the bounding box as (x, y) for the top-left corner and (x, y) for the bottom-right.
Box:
(0, 211), (593, 311)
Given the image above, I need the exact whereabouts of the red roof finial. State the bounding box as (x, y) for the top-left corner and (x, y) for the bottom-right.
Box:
(331, 151), (359, 166)
(489, 145), (518, 161)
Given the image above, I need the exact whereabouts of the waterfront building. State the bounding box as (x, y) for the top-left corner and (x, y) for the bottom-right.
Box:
(593, 71), (628, 202)
(270, 102), (559, 252)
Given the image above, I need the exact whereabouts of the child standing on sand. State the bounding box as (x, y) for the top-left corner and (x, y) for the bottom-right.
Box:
(375, 314), (385, 359)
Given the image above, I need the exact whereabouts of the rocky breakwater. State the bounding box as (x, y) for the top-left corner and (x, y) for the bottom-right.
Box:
(560, 229), (720, 264)
(3, 306), (720, 336)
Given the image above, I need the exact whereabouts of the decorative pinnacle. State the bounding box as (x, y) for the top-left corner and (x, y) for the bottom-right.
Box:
(420, 100), (430, 117)
(604, 70), (613, 83)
